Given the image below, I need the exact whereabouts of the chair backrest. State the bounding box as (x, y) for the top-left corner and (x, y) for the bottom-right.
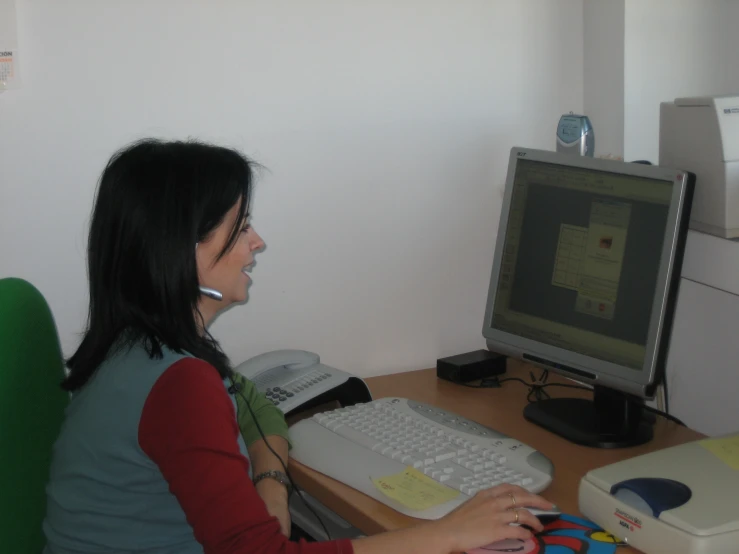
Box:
(0, 278), (69, 552)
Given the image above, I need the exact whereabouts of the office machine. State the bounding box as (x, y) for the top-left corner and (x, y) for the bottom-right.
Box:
(579, 434), (739, 553)
(556, 113), (595, 156)
(660, 95), (739, 239)
(289, 397), (555, 520)
(482, 147), (694, 448)
(234, 349), (371, 417)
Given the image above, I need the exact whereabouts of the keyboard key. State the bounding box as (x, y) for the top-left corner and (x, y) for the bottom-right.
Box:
(446, 478), (465, 491)
(328, 424), (381, 451)
(435, 450), (456, 462)
(461, 484), (479, 495)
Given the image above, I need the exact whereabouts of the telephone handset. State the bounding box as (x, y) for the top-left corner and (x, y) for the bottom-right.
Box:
(235, 349), (372, 416)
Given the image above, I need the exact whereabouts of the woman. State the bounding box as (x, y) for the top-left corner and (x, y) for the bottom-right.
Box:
(43, 139), (553, 554)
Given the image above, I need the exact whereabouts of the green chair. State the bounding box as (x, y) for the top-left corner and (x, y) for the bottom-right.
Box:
(0, 278), (69, 553)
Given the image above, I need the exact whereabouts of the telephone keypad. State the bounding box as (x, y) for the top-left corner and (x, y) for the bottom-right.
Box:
(260, 370), (334, 408)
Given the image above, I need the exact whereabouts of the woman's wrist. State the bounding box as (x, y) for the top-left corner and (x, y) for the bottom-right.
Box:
(253, 469), (292, 494)
(255, 476), (289, 501)
(407, 521), (456, 554)
(351, 520), (456, 554)
(255, 477), (292, 537)
(424, 520), (457, 554)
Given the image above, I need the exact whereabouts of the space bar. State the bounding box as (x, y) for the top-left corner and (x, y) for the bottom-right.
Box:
(324, 423), (382, 451)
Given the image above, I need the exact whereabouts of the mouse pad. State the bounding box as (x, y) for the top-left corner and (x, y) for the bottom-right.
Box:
(467, 514), (627, 553)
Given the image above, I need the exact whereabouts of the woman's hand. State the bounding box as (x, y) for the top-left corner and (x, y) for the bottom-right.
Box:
(434, 484), (554, 553)
(255, 479), (291, 537)
(351, 484), (555, 554)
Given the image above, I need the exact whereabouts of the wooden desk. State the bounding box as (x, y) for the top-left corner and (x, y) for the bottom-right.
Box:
(288, 362), (703, 552)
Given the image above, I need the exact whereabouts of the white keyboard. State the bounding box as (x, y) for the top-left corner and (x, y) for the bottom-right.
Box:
(289, 398), (554, 520)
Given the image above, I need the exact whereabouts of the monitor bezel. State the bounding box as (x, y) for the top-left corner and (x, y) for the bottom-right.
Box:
(482, 147), (693, 398)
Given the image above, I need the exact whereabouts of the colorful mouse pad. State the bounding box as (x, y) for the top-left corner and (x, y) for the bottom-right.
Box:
(467, 514), (626, 553)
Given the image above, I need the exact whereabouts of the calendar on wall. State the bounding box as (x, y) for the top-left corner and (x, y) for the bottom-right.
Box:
(0, 0), (20, 90)
(0, 48), (18, 89)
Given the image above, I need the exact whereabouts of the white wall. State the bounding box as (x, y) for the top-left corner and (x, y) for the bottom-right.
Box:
(583, 0), (624, 158)
(0, 1), (584, 377)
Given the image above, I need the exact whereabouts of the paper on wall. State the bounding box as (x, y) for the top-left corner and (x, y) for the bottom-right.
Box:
(0, 0), (20, 89)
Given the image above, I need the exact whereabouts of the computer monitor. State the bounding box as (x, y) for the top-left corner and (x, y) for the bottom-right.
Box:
(482, 147), (695, 448)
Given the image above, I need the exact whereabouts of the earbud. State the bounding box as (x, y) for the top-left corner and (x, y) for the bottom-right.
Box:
(199, 286), (223, 301)
(195, 242), (223, 301)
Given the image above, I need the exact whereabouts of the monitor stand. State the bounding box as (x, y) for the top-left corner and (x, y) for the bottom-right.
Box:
(523, 385), (653, 448)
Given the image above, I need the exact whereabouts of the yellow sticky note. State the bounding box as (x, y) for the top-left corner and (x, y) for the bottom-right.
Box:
(371, 466), (459, 511)
(700, 435), (739, 470)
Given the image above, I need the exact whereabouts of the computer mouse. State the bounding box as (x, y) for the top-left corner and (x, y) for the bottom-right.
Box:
(510, 506), (561, 527)
(526, 506), (561, 523)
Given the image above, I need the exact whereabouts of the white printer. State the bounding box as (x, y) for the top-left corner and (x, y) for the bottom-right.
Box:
(660, 95), (739, 239)
(579, 435), (739, 554)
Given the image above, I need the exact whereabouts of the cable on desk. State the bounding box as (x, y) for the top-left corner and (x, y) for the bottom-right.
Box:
(457, 371), (687, 427)
(455, 373), (590, 400)
(643, 404), (685, 427)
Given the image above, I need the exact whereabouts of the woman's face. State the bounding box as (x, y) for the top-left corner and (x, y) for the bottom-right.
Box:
(197, 202), (264, 309)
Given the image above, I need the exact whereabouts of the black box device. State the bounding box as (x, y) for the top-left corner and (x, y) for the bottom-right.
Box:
(436, 349), (506, 384)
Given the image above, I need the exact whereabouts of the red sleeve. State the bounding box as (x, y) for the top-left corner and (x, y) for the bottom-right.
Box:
(139, 358), (353, 554)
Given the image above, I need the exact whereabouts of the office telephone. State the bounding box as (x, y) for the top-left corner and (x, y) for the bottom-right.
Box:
(234, 349), (372, 416)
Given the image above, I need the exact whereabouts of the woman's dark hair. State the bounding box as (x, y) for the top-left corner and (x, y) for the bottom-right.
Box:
(63, 138), (256, 391)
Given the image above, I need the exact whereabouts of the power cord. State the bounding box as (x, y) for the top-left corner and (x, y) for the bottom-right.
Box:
(228, 374), (332, 541)
(662, 372), (671, 416)
(456, 369), (686, 426)
(457, 368), (590, 401)
(643, 403), (685, 427)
